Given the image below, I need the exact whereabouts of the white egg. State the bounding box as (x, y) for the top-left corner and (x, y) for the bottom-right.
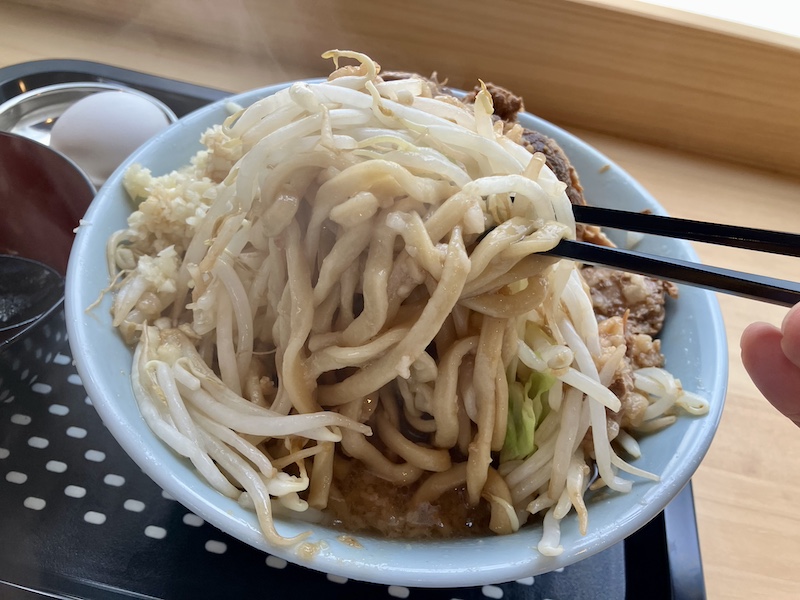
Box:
(50, 90), (173, 187)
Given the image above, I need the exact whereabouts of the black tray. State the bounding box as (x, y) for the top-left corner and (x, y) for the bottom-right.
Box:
(0, 59), (706, 600)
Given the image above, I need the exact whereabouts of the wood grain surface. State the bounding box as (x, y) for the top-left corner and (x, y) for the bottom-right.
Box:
(8, 0), (800, 177)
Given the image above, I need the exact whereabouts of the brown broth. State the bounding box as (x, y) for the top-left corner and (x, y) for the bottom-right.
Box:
(324, 461), (492, 539)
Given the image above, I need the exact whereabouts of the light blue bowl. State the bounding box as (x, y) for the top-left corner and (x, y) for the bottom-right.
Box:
(65, 82), (727, 588)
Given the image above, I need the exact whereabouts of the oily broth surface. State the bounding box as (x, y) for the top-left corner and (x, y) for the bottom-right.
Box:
(326, 460), (492, 539)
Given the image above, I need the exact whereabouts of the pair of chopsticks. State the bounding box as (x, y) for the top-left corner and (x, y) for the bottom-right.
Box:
(544, 205), (800, 307)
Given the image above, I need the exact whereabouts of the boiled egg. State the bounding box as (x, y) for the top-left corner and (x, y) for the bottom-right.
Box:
(50, 90), (174, 187)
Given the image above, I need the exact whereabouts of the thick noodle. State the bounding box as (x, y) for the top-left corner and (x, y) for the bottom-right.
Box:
(108, 49), (708, 554)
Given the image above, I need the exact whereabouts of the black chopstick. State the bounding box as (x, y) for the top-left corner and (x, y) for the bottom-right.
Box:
(572, 204), (800, 257)
(544, 239), (800, 307)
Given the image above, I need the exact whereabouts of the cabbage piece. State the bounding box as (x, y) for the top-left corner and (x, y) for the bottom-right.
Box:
(501, 371), (555, 462)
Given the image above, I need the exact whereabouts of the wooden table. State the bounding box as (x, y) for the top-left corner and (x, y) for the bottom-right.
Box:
(3, 2), (799, 598)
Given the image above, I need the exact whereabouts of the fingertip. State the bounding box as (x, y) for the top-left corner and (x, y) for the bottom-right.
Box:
(781, 302), (800, 333)
(740, 321), (777, 354)
(740, 320), (800, 425)
(740, 322), (779, 389)
(781, 303), (800, 368)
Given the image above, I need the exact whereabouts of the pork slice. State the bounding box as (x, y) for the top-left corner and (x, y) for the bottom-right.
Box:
(463, 82), (525, 122)
(581, 266), (678, 337)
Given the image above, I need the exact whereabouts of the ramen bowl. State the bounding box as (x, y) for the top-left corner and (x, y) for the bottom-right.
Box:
(65, 80), (727, 588)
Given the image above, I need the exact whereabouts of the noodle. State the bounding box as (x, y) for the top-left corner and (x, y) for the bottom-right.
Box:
(107, 50), (709, 554)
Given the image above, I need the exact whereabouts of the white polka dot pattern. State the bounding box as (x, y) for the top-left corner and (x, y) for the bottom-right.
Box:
(388, 585), (411, 598)
(84, 511), (107, 525)
(64, 485), (87, 498)
(31, 382), (52, 394)
(266, 556), (287, 569)
(53, 353), (71, 365)
(481, 585), (504, 599)
(23, 497), (46, 511)
(45, 460), (67, 473)
(145, 526), (167, 540)
(6, 471), (27, 484)
(84, 450), (106, 462)
(103, 474), (125, 487)
(66, 426), (87, 438)
(123, 499), (145, 512)
(48, 404), (69, 416)
(182, 514), (204, 527)
(27, 436), (49, 449)
(204, 540), (227, 554)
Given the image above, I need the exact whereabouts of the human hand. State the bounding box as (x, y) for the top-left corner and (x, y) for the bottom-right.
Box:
(741, 304), (800, 425)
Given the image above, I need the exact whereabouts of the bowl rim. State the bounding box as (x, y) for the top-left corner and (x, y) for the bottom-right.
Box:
(65, 79), (728, 588)
(0, 81), (179, 128)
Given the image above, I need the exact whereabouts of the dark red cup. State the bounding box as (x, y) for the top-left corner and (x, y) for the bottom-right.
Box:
(0, 131), (96, 275)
